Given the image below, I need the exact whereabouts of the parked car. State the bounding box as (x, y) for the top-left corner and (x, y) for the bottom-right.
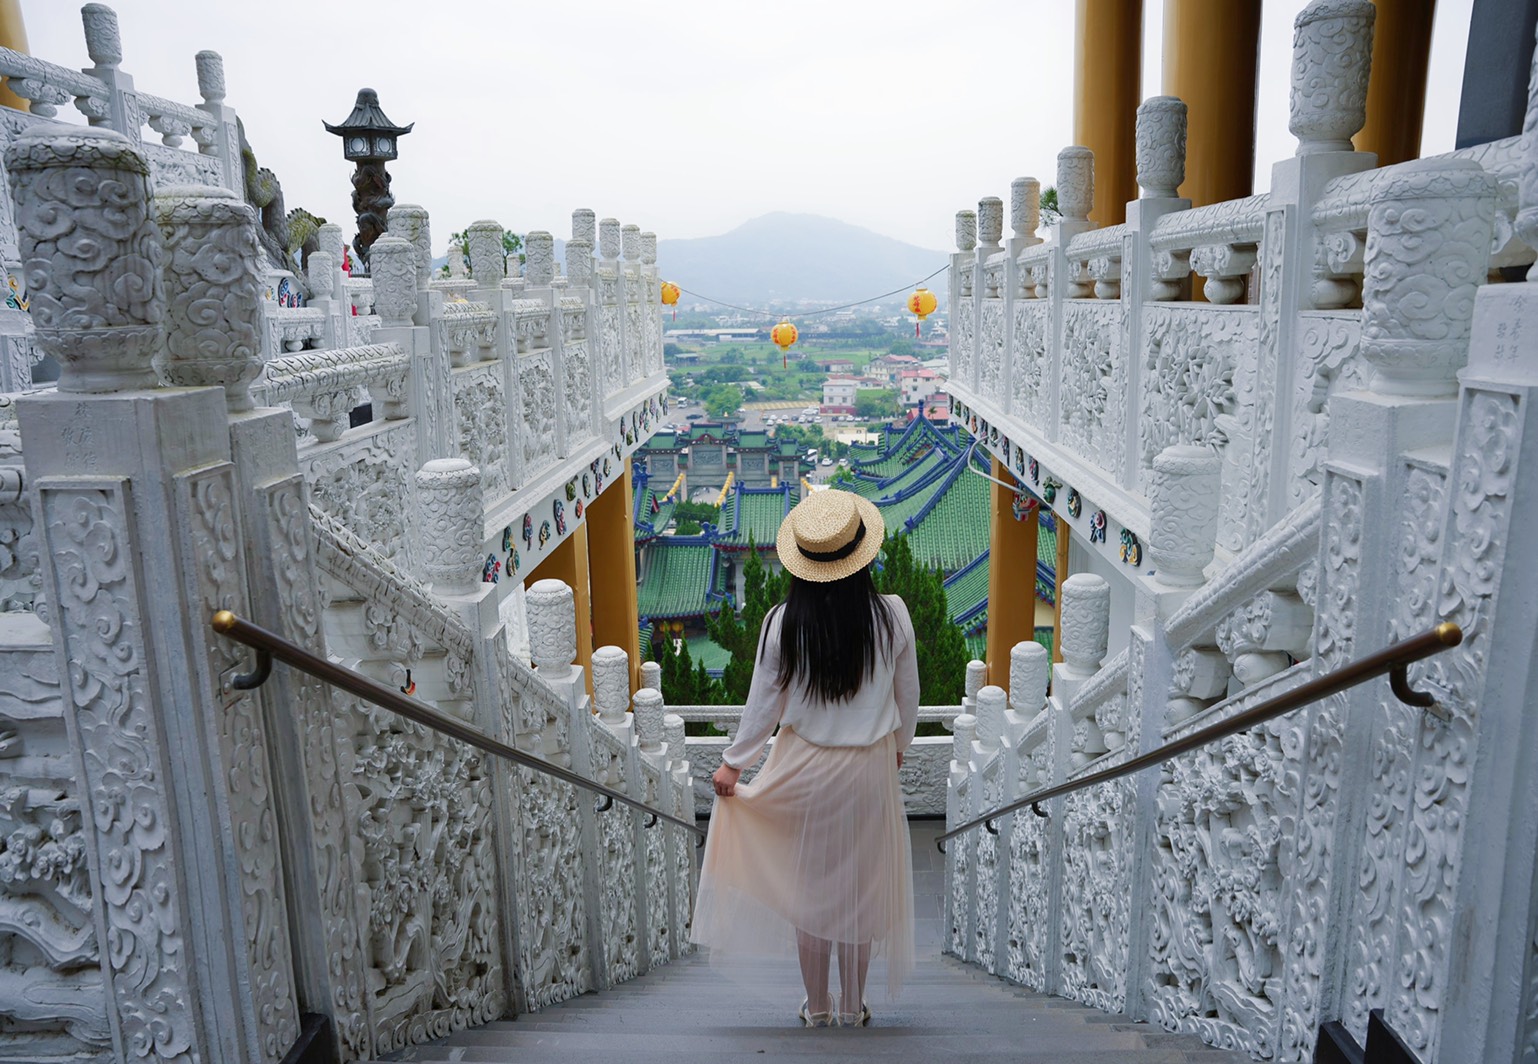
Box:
(821, 457), (833, 466)
(686, 413), (702, 420)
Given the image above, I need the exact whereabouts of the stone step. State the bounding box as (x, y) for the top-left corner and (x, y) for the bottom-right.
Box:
(369, 950), (1247, 1063)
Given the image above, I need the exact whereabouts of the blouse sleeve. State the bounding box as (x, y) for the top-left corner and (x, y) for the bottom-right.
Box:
(891, 598), (920, 753)
(721, 608), (789, 769)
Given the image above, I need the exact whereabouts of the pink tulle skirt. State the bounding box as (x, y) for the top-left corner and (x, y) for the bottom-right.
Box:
(691, 727), (915, 996)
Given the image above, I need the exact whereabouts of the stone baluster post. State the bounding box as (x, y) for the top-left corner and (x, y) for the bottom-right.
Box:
(467, 219), (505, 289)
(592, 644), (632, 727)
(950, 210), (976, 389)
(11, 122), (302, 1062)
(413, 458), (483, 596)
(1005, 639), (1050, 744)
(640, 659), (661, 692)
(81, 3), (141, 147)
(1136, 96), (1188, 199)
(950, 712), (977, 781)
(1058, 573), (1110, 680)
(633, 687), (665, 756)
(622, 224), (641, 265)
(1010, 177), (1042, 250)
(978, 196), (1004, 255)
(1289, 0), (1377, 156)
(154, 185), (264, 411)
(370, 235), (417, 328)
(1146, 444), (1222, 588)
(567, 238), (594, 289)
(961, 657), (987, 723)
(387, 203), (433, 292)
(664, 712), (687, 772)
(573, 208), (597, 245)
(525, 231), (556, 288)
(974, 684), (1005, 754)
(194, 50), (243, 194)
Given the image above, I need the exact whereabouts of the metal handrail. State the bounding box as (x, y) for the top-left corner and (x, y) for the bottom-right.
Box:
(936, 623), (1463, 853)
(209, 610), (705, 839)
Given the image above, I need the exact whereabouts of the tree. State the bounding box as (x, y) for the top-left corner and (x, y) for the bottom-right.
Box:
(702, 384), (744, 418)
(796, 358), (820, 373)
(887, 337), (916, 356)
(855, 389), (900, 420)
(707, 547), (790, 704)
(873, 534), (967, 705)
(664, 342), (685, 358)
(1038, 186), (1061, 229)
(653, 632), (721, 706)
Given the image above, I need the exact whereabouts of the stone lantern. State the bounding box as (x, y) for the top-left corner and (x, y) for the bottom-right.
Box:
(323, 88), (413, 267)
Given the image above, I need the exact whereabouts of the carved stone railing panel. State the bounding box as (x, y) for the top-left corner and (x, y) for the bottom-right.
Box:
(972, 759), (1002, 970)
(452, 363), (510, 498)
(1010, 299), (1049, 424)
(948, 775), (972, 958)
(978, 292), (1006, 406)
(641, 758), (671, 969)
(1288, 312), (1367, 508)
(1059, 302), (1124, 479)
(589, 722), (641, 985)
(302, 421), (417, 569)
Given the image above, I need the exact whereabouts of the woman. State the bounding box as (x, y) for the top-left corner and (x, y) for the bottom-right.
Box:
(691, 490), (919, 1028)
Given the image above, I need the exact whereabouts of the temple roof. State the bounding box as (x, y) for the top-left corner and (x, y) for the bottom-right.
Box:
(945, 551), (990, 633)
(637, 543), (722, 620)
(718, 485), (792, 549)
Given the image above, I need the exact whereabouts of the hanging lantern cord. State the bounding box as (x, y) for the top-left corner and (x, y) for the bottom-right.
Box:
(673, 263), (949, 322)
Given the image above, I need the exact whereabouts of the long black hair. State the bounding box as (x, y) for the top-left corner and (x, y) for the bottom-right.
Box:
(764, 566), (895, 703)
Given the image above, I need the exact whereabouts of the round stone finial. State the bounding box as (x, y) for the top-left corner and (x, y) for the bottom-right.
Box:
(640, 232), (658, 265)
(368, 235), (416, 326)
(195, 50), (226, 103)
(599, 217), (622, 260)
(524, 231), (555, 286)
(81, 3), (122, 66)
(414, 458), (483, 596)
(387, 204), (432, 289)
(955, 210), (977, 252)
(316, 223), (345, 264)
(952, 713), (977, 767)
(1011, 177), (1040, 241)
(153, 185), (264, 411)
(664, 712), (687, 766)
(975, 685), (1006, 750)
(592, 645), (632, 725)
(1136, 96), (1188, 198)
(633, 688), (665, 752)
(1289, 0), (1377, 155)
(572, 208), (597, 244)
(1360, 158), (1498, 397)
(1057, 146), (1094, 222)
(6, 124), (163, 393)
(1147, 444), (1223, 587)
(965, 659), (988, 700)
(526, 579), (577, 672)
(639, 659), (662, 693)
(1009, 640), (1050, 714)
(466, 219), (505, 285)
(977, 197), (1004, 250)
(1059, 573), (1111, 676)
(566, 238), (594, 287)
(621, 224), (641, 262)
(307, 250), (335, 299)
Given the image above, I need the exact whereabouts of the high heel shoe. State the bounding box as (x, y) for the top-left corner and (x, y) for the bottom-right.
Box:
(798, 998), (834, 1027)
(838, 1001), (871, 1027)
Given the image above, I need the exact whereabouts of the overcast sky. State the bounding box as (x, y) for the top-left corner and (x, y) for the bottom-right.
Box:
(27, 1), (1474, 257)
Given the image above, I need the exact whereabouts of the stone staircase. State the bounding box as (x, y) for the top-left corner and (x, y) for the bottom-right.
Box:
(372, 951), (1250, 1063)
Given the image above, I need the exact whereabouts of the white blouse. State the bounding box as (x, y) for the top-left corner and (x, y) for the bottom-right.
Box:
(721, 594), (921, 769)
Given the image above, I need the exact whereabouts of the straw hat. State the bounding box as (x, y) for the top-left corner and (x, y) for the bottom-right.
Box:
(776, 489), (885, 582)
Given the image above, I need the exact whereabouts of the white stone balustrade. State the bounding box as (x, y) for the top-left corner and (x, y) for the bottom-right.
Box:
(153, 184), (264, 410)
(1009, 640), (1050, 716)
(633, 688), (664, 753)
(592, 645), (632, 726)
(1058, 574), (1110, 679)
(525, 231), (556, 286)
(1289, 0), (1377, 155)
(370, 235), (417, 327)
(974, 685), (1006, 752)
(1147, 444), (1222, 588)
(467, 219), (505, 285)
(1137, 95), (1187, 198)
(526, 578), (577, 672)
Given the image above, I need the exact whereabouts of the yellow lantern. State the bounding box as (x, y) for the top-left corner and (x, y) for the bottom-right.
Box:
(771, 319), (798, 367)
(906, 286), (938, 337)
(660, 281), (680, 321)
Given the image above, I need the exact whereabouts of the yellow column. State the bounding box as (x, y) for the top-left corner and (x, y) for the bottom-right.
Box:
(587, 458), (643, 692)
(985, 460), (1039, 688)
(1074, 0), (1144, 227)
(0, 0), (29, 111)
(1161, 0), (1262, 208)
(1353, 0), (1436, 166)
(526, 523), (594, 695)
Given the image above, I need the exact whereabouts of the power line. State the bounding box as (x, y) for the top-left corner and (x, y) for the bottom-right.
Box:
(673, 264), (950, 322)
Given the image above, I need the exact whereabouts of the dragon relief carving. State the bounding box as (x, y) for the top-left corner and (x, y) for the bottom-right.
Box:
(1007, 769), (1052, 990)
(973, 764), (1002, 970)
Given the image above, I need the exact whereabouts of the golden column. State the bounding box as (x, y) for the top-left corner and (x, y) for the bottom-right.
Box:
(985, 460), (1040, 687)
(1074, 0), (1144, 226)
(1354, 0), (1436, 166)
(587, 458), (644, 691)
(526, 524), (595, 695)
(0, 0), (29, 111)
(1162, 0), (1263, 208)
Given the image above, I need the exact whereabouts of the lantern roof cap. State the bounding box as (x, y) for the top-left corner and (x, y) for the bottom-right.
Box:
(324, 88), (414, 137)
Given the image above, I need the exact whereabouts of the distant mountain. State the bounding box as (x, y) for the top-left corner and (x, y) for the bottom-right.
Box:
(656, 213), (946, 305)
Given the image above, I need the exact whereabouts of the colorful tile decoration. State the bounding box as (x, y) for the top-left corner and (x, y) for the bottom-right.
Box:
(1066, 488), (1082, 519)
(1089, 509), (1107, 543)
(1120, 528), (1141, 566)
(523, 513), (534, 549)
(553, 499), (566, 534)
(482, 553), (501, 583)
(538, 520), (551, 547)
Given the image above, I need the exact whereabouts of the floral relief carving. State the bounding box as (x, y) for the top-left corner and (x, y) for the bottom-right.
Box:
(1140, 307), (1248, 473)
(1006, 782), (1051, 989)
(1060, 303), (1122, 478)
(520, 352), (557, 481)
(591, 728), (640, 984)
(973, 764), (1001, 970)
(1011, 301), (1048, 426)
(951, 295), (974, 386)
(1059, 780), (1133, 1013)
(303, 422), (416, 569)
(564, 337), (593, 446)
(979, 299), (1005, 405)
(453, 364), (509, 498)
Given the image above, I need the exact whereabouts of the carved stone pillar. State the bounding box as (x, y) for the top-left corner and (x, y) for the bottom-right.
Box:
(1361, 159), (1498, 397)
(566, 239), (594, 288)
(525, 231), (555, 287)
(965, 659), (988, 703)
(1136, 96), (1188, 198)
(1290, 0), (1377, 155)
(956, 210), (977, 252)
(1010, 640), (1051, 715)
(6, 124), (163, 393)
(369, 235), (416, 327)
(633, 688), (664, 753)
(386, 203), (432, 289)
(317, 222), (346, 266)
(414, 458), (483, 596)
(572, 208), (596, 244)
(466, 219), (504, 286)
(599, 217), (622, 262)
(526, 578), (577, 673)
(639, 659), (661, 692)
(640, 232), (657, 265)
(307, 250), (335, 299)
(592, 644), (632, 726)
(1011, 177), (1042, 247)
(663, 712), (686, 770)
(977, 197), (1004, 253)
(952, 713), (977, 770)
(1058, 573), (1111, 678)
(153, 185), (264, 410)
(1147, 444), (1222, 587)
(1057, 146), (1095, 223)
(193, 50), (243, 194)
(975, 685), (1006, 752)
(622, 225), (641, 264)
